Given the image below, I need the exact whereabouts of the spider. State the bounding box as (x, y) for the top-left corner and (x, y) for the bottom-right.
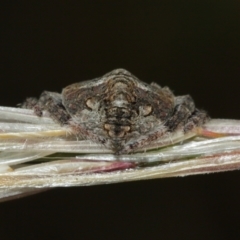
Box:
(21, 69), (209, 154)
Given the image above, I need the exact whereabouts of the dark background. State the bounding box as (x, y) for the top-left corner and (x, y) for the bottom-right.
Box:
(1, 1), (240, 239)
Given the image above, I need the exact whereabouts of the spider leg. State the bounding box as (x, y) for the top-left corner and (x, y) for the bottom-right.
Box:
(22, 91), (70, 125)
(119, 126), (167, 154)
(165, 95), (209, 132)
(184, 109), (209, 132)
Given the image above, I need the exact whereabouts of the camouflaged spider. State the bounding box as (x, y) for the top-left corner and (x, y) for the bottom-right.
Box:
(21, 69), (209, 154)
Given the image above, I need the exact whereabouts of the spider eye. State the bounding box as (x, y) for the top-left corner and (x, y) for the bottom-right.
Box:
(86, 97), (98, 110)
(139, 105), (152, 116)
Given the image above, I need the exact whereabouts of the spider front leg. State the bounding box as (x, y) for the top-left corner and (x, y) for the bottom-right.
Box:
(22, 91), (71, 125)
(165, 95), (209, 132)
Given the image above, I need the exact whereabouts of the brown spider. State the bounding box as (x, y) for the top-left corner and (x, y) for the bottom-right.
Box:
(21, 69), (209, 154)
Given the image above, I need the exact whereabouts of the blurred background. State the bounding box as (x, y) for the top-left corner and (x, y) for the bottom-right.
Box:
(1, 1), (240, 239)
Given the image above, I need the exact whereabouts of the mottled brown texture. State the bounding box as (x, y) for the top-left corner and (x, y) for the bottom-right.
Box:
(21, 69), (209, 153)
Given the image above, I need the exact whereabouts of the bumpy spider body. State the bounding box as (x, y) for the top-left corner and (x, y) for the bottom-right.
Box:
(22, 69), (208, 154)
